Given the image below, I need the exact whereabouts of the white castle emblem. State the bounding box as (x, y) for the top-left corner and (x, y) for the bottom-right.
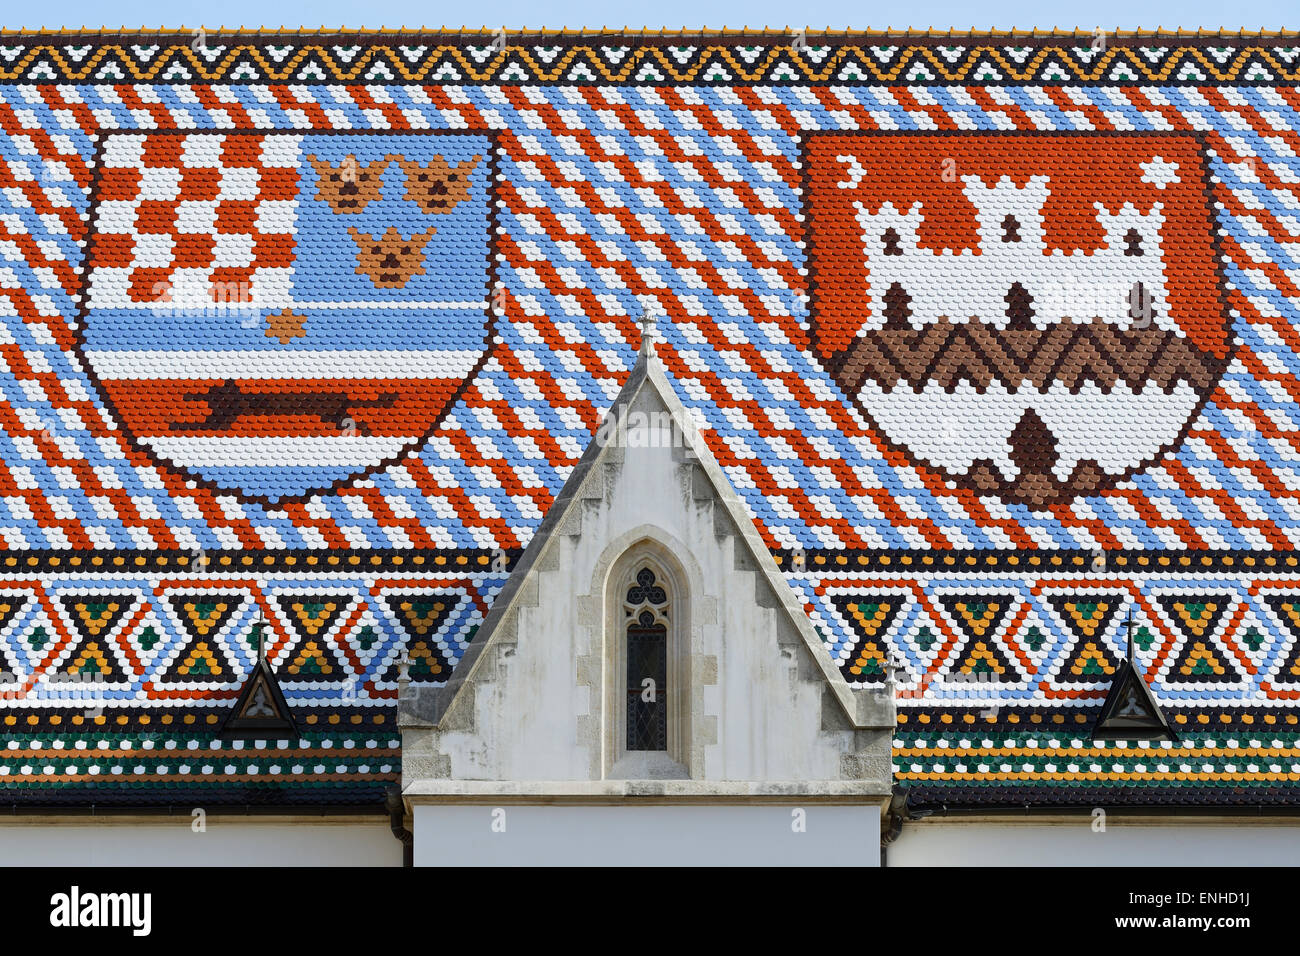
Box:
(854, 174), (1171, 331)
(829, 159), (1223, 506)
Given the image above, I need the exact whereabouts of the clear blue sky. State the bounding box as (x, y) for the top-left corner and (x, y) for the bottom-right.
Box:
(3, 0), (1292, 31)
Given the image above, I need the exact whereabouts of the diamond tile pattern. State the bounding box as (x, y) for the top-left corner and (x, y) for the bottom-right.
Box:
(0, 33), (1298, 806)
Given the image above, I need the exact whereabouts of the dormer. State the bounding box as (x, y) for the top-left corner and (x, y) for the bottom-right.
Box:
(397, 323), (894, 866)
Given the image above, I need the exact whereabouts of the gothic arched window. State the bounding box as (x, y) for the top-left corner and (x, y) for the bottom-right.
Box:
(624, 567), (669, 751)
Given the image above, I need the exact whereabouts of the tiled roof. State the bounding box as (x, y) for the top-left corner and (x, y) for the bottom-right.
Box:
(0, 31), (1298, 84)
(896, 712), (1300, 808)
(1, 31), (1299, 807)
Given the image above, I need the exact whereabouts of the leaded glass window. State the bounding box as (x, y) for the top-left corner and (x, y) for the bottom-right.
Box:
(625, 567), (668, 751)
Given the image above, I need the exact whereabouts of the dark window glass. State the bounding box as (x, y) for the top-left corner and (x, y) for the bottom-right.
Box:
(626, 619), (667, 750)
(625, 568), (668, 751)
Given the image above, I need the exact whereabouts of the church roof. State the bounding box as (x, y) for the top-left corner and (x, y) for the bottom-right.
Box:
(0, 30), (1298, 810)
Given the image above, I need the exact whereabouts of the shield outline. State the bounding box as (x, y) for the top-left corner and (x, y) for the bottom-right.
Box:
(801, 128), (1236, 506)
(73, 127), (500, 507)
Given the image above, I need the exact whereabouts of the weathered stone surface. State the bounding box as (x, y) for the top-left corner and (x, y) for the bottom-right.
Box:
(400, 349), (894, 801)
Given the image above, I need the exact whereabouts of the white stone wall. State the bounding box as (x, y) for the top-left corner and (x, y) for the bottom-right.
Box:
(412, 380), (883, 785)
(888, 819), (1300, 866)
(413, 804), (879, 867)
(398, 359), (892, 867)
(0, 817), (400, 866)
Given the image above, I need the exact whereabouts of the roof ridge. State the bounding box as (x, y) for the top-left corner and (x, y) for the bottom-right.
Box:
(4, 27), (1299, 40)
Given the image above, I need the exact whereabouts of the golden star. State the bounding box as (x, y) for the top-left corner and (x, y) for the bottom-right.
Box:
(265, 308), (307, 345)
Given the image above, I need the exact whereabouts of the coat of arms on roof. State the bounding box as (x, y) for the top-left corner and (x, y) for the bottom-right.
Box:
(805, 131), (1232, 508)
(74, 130), (496, 505)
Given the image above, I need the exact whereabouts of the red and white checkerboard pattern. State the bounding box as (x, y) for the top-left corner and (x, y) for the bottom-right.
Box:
(86, 132), (300, 311)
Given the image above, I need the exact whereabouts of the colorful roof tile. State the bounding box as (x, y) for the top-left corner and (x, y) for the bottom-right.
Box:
(1, 29), (1300, 807)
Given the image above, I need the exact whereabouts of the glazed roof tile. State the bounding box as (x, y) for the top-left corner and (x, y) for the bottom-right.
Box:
(0, 31), (1299, 807)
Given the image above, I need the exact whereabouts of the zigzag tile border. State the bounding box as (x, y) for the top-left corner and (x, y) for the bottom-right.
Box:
(0, 38), (1298, 85)
(0, 571), (503, 709)
(798, 573), (1300, 705)
(12, 567), (1300, 716)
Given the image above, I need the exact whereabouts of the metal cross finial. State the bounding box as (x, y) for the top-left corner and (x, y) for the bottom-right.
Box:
(1124, 610), (1136, 664)
(254, 611), (266, 662)
(637, 309), (658, 358)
